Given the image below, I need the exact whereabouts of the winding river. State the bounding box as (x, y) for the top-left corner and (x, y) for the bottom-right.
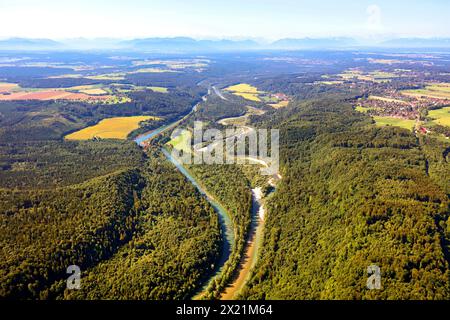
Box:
(161, 148), (235, 298)
(134, 93), (277, 300)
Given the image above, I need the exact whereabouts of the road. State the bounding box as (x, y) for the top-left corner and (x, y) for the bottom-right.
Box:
(212, 86), (228, 101)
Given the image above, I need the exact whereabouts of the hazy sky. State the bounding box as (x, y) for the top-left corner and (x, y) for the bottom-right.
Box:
(0, 0), (449, 40)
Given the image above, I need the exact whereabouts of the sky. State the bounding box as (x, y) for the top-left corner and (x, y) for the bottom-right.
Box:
(0, 0), (449, 40)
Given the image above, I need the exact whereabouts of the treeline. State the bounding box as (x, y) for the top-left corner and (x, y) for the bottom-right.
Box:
(240, 98), (450, 299)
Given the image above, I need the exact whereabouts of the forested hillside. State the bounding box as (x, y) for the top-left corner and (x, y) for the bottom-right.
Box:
(0, 87), (221, 299)
(1, 168), (144, 298)
(63, 150), (221, 300)
(240, 99), (450, 299)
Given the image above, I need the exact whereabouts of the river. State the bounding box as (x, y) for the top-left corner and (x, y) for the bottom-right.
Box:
(161, 148), (235, 298)
(220, 187), (266, 299)
(134, 95), (278, 300)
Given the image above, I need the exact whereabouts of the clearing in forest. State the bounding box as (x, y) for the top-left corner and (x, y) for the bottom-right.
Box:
(373, 116), (415, 131)
(428, 106), (450, 127)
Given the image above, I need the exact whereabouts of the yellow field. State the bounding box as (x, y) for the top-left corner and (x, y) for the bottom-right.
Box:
(355, 105), (370, 113)
(65, 116), (158, 140)
(428, 107), (450, 127)
(225, 83), (260, 93)
(233, 92), (261, 102)
(373, 116), (415, 131)
(149, 86), (168, 93)
(269, 100), (289, 108)
(225, 83), (262, 102)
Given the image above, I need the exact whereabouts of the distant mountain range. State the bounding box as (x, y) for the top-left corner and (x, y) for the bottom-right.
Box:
(0, 38), (63, 50)
(1, 37), (450, 52)
(120, 37), (263, 52)
(271, 37), (358, 49)
(379, 38), (450, 48)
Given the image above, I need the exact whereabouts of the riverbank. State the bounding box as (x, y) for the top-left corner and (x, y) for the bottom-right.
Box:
(220, 187), (266, 299)
(161, 148), (236, 300)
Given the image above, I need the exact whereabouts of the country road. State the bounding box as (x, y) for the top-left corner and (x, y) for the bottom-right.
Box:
(212, 85), (228, 100)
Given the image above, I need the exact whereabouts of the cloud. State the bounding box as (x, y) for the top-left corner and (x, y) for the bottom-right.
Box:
(366, 4), (382, 32)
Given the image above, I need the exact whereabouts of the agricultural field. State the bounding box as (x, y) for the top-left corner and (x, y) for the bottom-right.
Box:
(402, 83), (450, 100)
(132, 59), (209, 71)
(373, 116), (416, 131)
(338, 69), (397, 83)
(269, 100), (289, 109)
(315, 80), (344, 85)
(0, 90), (111, 101)
(0, 82), (19, 92)
(225, 83), (263, 102)
(355, 105), (371, 113)
(65, 116), (159, 140)
(130, 68), (178, 73)
(428, 106), (450, 127)
(368, 95), (408, 104)
(148, 86), (168, 93)
(85, 73), (126, 80)
(78, 88), (109, 95)
(0, 82), (132, 103)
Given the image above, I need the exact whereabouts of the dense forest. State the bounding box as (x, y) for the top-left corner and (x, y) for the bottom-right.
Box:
(62, 150), (221, 300)
(0, 84), (221, 299)
(1, 168), (143, 298)
(240, 98), (450, 299)
(192, 95), (248, 124)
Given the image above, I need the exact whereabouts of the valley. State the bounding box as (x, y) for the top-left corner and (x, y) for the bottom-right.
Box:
(0, 47), (449, 301)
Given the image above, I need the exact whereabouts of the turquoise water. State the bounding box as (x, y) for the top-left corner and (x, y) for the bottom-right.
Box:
(161, 148), (235, 296)
(133, 99), (236, 298)
(134, 124), (173, 146)
(134, 103), (199, 146)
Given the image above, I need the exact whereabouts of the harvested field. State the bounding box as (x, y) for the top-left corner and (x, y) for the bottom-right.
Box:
(65, 116), (159, 140)
(269, 100), (289, 109)
(225, 83), (262, 102)
(0, 90), (112, 101)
